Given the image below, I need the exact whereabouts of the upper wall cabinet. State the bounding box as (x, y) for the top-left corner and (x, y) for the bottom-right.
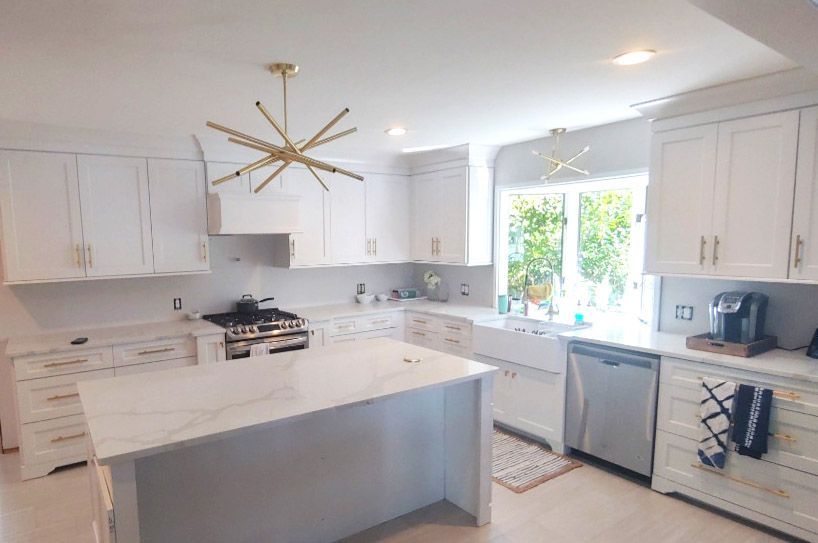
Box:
(365, 173), (411, 263)
(1, 151), (211, 284)
(411, 165), (493, 265)
(329, 173), (367, 264)
(0, 151), (86, 282)
(272, 166), (331, 267)
(148, 159), (209, 274)
(645, 110), (800, 280)
(791, 106), (818, 280)
(77, 155), (154, 277)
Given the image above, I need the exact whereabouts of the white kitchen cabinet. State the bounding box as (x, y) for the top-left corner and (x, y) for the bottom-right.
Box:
(644, 125), (717, 275)
(77, 155), (154, 276)
(365, 173), (411, 262)
(272, 166), (330, 267)
(196, 333), (226, 364)
(791, 106), (818, 280)
(148, 159), (209, 273)
(329, 173), (367, 264)
(205, 161), (251, 195)
(308, 322), (327, 349)
(711, 111), (799, 279)
(410, 166), (492, 265)
(0, 150), (86, 282)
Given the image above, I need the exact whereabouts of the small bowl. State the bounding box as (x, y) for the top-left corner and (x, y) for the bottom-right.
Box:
(187, 311), (201, 320)
(375, 293), (389, 302)
(356, 293), (375, 304)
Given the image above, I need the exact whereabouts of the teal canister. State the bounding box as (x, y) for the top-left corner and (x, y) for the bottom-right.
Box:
(497, 294), (509, 314)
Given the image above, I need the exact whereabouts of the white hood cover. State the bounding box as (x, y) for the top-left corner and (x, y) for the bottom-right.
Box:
(207, 193), (301, 235)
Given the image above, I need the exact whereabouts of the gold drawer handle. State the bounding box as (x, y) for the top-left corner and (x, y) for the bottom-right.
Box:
(46, 392), (80, 402)
(772, 433), (797, 443)
(773, 390), (801, 401)
(444, 325), (462, 331)
(413, 319), (427, 325)
(444, 338), (461, 344)
(371, 319), (390, 325)
(412, 331), (426, 337)
(51, 431), (86, 444)
(137, 347), (176, 355)
(43, 358), (88, 368)
(691, 463), (789, 498)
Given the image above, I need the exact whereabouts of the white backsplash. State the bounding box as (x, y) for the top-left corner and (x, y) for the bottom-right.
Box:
(659, 276), (818, 349)
(411, 264), (496, 307)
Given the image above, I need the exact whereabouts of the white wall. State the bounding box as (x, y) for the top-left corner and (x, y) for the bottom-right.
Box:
(659, 276), (818, 350)
(410, 264), (495, 307)
(0, 235), (414, 448)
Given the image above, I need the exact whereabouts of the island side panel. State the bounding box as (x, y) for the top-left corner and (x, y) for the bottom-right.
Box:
(444, 374), (493, 526)
(110, 460), (140, 543)
(133, 387), (448, 543)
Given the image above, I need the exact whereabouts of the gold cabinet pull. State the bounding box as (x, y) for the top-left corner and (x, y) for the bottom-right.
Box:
(137, 347), (175, 356)
(86, 244), (94, 268)
(43, 358), (88, 368)
(793, 234), (803, 269)
(366, 238), (372, 256)
(444, 338), (461, 344)
(444, 325), (462, 331)
(773, 390), (801, 402)
(511, 372), (517, 379)
(46, 392), (80, 402)
(504, 370), (509, 376)
(371, 319), (390, 325)
(373, 237), (377, 256)
(712, 235), (719, 266)
(699, 236), (707, 265)
(201, 240), (208, 262)
(74, 244), (83, 268)
(290, 239), (296, 258)
(431, 237), (435, 256)
(51, 431), (86, 444)
(691, 463), (789, 498)
(412, 331), (426, 337)
(771, 433), (797, 443)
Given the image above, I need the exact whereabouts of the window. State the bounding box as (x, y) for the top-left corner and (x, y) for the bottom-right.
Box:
(497, 175), (651, 322)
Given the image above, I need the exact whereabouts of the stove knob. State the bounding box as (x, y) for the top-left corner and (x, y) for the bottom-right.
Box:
(239, 325), (247, 334)
(280, 321), (289, 329)
(231, 327), (240, 335)
(249, 325), (258, 334)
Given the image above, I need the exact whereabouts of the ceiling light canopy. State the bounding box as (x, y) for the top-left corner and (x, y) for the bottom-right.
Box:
(385, 127), (407, 136)
(612, 49), (656, 66)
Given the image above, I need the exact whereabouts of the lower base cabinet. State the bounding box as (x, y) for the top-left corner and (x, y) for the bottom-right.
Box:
(474, 354), (566, 453)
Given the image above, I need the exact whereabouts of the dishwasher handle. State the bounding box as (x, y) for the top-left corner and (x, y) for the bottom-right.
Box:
(569, 342), (658, 370)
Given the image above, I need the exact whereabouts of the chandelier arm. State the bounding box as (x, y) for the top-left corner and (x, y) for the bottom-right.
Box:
(254, 160), (293, 194)
(256, 101), (300, 152)
(236, 155), (282, 177)
(226, 137), (338, 174)
(306, 127), (357, 150)
(333, 166), (365, 182)
(299, 108), (350, 152)
(206, 121), (288, 153)
(555, 162), (590, 176)
(305, 165), (330, 191)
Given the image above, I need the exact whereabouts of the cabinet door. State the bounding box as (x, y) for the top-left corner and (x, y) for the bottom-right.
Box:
(491, 362), (515, 426)
(512, 363), (565, 445)
(712, 111), (799, 279)
(644, 125), (718, 275)
(411, 172), (439, 261)
(284, 166), (329, 266)
(205, 162), (250, 195)
(791, 106), (818, 280)
(77, 155), (154, 276)
(0, 151), (86, 281)
(148, 159), (209, 273)
(435, 168), (468, 263)
(366, 174), (411, 262)
(329, 173), (367, 264)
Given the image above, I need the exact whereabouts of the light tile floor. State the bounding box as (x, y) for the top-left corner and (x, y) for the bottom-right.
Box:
(0, 450), (790, 542)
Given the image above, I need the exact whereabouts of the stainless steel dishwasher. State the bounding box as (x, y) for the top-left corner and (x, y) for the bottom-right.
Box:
(565, 342), (659, 477)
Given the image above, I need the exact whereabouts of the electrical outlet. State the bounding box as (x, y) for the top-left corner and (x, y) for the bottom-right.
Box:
(460, 283), (470, 296)
(675, 305), (693, 320)
(173, 298), (182, 311)
(356, 283), (366, 295)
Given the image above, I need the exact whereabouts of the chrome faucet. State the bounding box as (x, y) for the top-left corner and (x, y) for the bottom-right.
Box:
(521, 256), (559, 318)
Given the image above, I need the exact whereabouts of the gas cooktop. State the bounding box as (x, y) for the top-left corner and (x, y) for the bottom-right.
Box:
(203, 308), (308, 341)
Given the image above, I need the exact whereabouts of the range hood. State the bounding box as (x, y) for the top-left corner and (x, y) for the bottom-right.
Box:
(207, 193), (302, 235)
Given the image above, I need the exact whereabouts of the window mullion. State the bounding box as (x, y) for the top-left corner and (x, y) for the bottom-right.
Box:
(561, 192), (581, 309)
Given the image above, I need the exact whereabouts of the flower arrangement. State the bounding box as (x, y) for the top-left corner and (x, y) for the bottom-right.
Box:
(423, 270), (441, 288)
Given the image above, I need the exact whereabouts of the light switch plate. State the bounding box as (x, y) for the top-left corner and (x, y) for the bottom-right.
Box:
(675, 305), (693, 320)
(460, 283), (470, 296)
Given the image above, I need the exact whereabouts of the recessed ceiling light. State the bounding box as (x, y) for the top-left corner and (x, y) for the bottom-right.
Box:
(385, 127), (407, 136)
(612, 50), (656, 66)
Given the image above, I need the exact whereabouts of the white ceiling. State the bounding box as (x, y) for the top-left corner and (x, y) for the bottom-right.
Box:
(0, 0), (797, 162)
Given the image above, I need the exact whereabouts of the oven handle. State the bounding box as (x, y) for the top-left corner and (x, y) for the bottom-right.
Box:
(227, 335), (308, 356)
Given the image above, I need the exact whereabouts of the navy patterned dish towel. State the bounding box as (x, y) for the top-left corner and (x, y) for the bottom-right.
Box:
(732, 384), (773, 459)
(698, 378), (736, 469)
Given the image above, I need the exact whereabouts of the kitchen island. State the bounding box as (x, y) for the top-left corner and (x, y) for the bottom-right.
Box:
(79, 338), (496, 543)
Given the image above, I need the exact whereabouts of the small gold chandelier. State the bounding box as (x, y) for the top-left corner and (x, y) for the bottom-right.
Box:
(207, 62), (363, 193)
(532, 128), (590, 180)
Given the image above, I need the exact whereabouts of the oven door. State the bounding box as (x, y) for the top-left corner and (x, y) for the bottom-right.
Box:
(226, 334), (308, 360)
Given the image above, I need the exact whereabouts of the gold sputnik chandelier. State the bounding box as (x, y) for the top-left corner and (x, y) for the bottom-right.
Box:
(532, 128), (590, 180)
(207, 62), (363, 193)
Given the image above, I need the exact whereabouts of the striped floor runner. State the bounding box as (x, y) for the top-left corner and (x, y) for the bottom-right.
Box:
(492, 427), (582, 493)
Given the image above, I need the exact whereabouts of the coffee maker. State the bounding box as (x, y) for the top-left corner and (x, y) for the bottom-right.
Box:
(709, 291), (769, 344)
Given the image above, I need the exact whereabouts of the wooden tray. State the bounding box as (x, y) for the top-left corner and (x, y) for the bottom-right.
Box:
(685, 333), (777, 358)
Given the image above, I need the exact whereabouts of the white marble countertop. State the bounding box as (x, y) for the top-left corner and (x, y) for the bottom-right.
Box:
(291, 300), (501, 324)
(5, 320), (225, 358)
(558, 318), (818, 383)
(79, 338), (497, 465)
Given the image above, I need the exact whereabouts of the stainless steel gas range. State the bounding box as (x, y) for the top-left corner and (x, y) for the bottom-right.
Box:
(203, 308), (309, 359)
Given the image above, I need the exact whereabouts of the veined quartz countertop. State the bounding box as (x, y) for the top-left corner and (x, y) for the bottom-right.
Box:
(79, 338), (497, 465)
(5, 320), (225, 358)
(290, 300), (501, 323)
(559, 318), (818, 384)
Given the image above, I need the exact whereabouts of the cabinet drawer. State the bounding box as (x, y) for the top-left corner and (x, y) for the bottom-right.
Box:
(114, 356), (196, 377)
(14, 347), (114, 381)
(330, 318), (360, 336)
(661, 357), (818, 417)
(114, 337), (196, 366)
(406, 313), (439, 332)
(360, 313), (398, 332)
(21, 414), (88, 469)
(654, 430), (818, 534)
(406, 327), (438, 348)
(17, 368), (115, 424)
(439, 335), (471, 356)
(657, 382), (818, 476)
(440, 319), (471, 338)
